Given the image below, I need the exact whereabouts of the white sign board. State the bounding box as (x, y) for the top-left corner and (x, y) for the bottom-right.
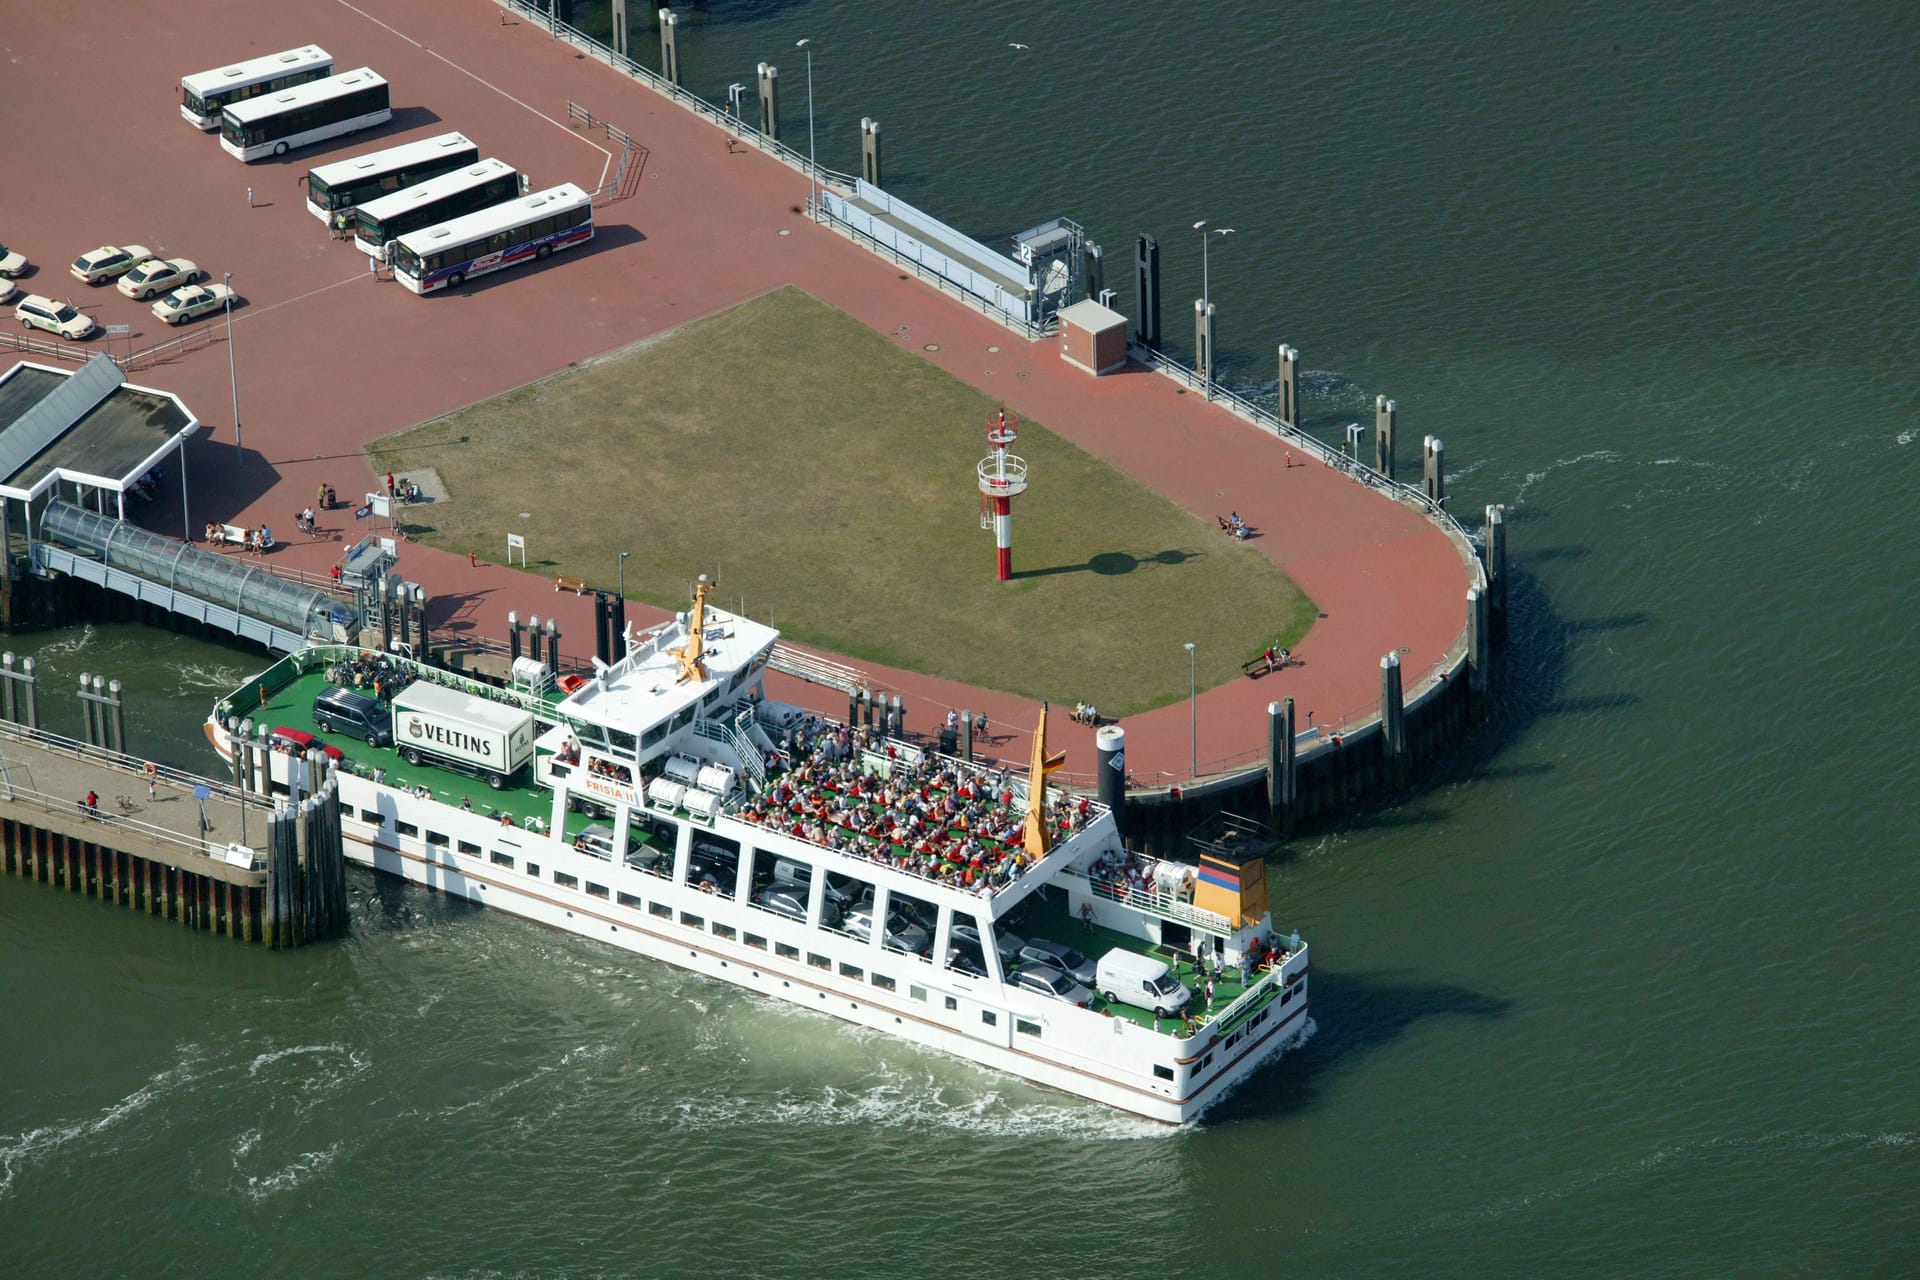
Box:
(506, 532), (527, 567)
(104, 324), (131, 335)
(223, 843), (256, 870)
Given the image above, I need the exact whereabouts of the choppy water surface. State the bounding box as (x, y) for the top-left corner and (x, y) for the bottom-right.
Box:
(5, 3), (1919, 1274)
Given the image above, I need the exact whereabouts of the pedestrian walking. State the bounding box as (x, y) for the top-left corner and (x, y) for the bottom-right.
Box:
(368, 255), (379, 279)
(144, 761), (159, 802)
(469, 550), (477, 569)
(1204, 977), (1216, 1011)
(246, 185), (254, 207)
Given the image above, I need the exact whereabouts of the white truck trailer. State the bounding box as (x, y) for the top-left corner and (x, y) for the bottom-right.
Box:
(391, 682), (537, 789)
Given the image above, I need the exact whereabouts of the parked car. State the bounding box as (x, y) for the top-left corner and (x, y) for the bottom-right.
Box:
(14, 294), (95, 340)
(573, 822), (624, 861)
(949, 923), (1026, 966)
(754, 882), (842, 927)
(69, 244), (151, 285)
(311, 685), (392, 746)
(0, 278), (16, 306)
(946, 941), (989, 978)
(152, 282), (233, 324)
(117, 257), (199, 300)
(1011, 963), (1094, 1007)
(1017, 938), (1098, 987)
(843, 904), (932, 955)
(0, 243), (27, 278)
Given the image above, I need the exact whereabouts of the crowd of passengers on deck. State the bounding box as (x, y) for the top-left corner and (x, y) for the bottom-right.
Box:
(1089, 849), (1197, 903)
(733, 713), (1091, 894)
(326, 651), (408, 701)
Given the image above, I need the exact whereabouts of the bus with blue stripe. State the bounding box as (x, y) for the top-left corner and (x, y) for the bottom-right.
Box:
(389, 184), (593, 295)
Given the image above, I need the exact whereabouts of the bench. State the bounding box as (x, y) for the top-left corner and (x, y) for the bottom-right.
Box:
(554, 575), (588, 594)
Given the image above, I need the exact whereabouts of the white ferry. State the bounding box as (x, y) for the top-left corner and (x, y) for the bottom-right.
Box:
(208, 580), (1309, 1123)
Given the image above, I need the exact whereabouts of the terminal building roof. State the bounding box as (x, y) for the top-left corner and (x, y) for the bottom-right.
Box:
(0, 356), (198, 503)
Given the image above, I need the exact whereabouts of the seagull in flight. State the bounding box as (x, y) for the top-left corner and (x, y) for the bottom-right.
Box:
(1008, 42), (1031, 50)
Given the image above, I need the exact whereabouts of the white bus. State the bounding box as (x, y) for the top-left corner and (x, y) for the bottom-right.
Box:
(353, 159), (525, 258)
(181, 46), (332, 130)
(220, 68), (391, 162)
(390, 184), (594, 295)
(305, 132), (480, 223)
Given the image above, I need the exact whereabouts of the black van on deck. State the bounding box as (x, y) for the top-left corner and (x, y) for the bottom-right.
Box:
(312, 685), (393, 746)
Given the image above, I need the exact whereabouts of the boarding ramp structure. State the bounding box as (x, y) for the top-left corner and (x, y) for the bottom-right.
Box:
(35, 501), (357, 652)
(817, 181), (1084, 332)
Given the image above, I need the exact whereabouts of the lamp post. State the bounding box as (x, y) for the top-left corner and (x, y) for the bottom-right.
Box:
(796, 38), (817, 219)
(1183, 642), (1197, 778)
(618, 550), (629, 597)
(1191, 222), (1234, 397)
(224, 271), (241, 461)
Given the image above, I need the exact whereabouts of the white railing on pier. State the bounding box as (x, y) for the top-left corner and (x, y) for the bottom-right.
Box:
(767, 643), (869, 696)
(0, 768), (263, 872)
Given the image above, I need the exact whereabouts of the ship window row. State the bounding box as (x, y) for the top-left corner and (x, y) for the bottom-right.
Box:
(618, 891), (643, 909)
(555, 871), (578, 890)
(650, 902), (671, 920)
(490, 851), (513, 868)
(777, 941), (800, 960)
(426, 830), (450, 848)
(713, 922), (736, 941)
(587, 882), (609, 900)
(1016, 1019), (1041, 1038)
(394, 819), (419, 837)
(458, 839), (482, 855)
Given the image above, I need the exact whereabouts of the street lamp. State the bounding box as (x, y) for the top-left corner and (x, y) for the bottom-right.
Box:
(618, 550), (629, 597)
(224, 271), (241, 461)
(1183, 642), (1197, 778)
(796, 38), (817, 219)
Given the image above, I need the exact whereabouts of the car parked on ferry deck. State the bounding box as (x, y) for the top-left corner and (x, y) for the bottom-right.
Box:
(946, 941), (989, 978)
(949, 923), (1026, 967)
(312, 684), (392, 746)
(1017, 938), (1098, 987)
(753, 882), (842, 927)
(0, 243), (27, 278)
(843, 904), (932, 956)
(14, 294), (95, 340)
(69, 244), (151, 285)
(116, 257), (199, 299)
(1011, 963), (1094, 1007)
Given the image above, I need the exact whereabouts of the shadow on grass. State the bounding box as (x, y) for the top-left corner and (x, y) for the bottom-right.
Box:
(1016, 547), (1204, 580)
(1204, 968), (1515, 1126)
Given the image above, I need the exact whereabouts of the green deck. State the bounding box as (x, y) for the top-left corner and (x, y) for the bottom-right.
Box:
(250, 670), (659, 850)
(1010, 888), (1270, 1032)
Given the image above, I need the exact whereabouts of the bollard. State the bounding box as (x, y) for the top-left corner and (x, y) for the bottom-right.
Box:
(1381, 653), (1407, 784)
(891, 694), (904, 739)
(611, 594), (627, 660)
(1271, 699), (1297, 836)
(414, 585), (431, 666)
(1277, 345), (1300, 430)
(1194, 300), (1215, 397)
(659, 9), (680, 86)
(1096, 724), (1127, 841)
(529, 614), (544, 666)
(78, 672), (95, 745)
(1422, 436), (1445, 504)
(21, 656), (36, 730)
(108, 679), (125, 755)
(961, 708), (973, 761)
(1375, 396), (1396, 480)
(611, 0), (629, 60)
(1134, 235), (1161, 348)
(757, 63), (779, 140)
(2, 653), (14, 725)
(546, 618), (561, 675)
(847, 689), (859, 726)
(508, 610), (521, 662)
(1485, 504), (1508, 640)
(1467, 587), (1490, 698)
(594, 593), (611, 667)
(860, 117), (882, 187)
(1083, 240), (1104, 301)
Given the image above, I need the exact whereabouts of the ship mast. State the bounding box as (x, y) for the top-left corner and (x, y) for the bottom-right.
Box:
(672, 573), (712, 684)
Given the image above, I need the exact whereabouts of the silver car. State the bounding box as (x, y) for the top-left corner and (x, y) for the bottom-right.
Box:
(1017, 938), (1097, 987)
(1011, 964), (1094, 1008)
(843, 905), (932, 955)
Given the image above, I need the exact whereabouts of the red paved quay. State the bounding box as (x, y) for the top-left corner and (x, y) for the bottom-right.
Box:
(0, 0), (1471, 784)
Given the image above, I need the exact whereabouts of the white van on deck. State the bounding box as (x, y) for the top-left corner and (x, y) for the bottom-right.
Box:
(1095, 949), (1192, 1018)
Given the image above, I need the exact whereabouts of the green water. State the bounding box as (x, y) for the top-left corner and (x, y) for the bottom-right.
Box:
(5, 3), (1918, 1274)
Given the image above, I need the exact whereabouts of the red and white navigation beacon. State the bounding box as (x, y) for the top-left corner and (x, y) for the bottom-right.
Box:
(977, 408), (1029, 581)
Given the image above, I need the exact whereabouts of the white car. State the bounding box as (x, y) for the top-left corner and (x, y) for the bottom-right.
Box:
(117, 257), (199, 300)
(0, 243), (27, 278)
(69, 244), (151, 285)
(0, 279), (16, 306)
(15, 294), (96, 340)
(151, 282), (234, 325)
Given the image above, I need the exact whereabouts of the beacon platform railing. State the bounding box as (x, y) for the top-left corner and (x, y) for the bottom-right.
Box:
(1064, 863), (1232, 935)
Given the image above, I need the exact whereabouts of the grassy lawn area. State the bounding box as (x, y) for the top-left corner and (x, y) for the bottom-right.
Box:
(369, 287), (1314, 715)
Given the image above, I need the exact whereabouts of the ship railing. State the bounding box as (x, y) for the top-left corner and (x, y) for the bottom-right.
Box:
(1064, 863), (1232, 934)
(1194, 945), (1307, 1035)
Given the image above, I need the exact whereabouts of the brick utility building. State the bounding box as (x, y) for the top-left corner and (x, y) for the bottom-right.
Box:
(1056, 299), (1129, 377)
